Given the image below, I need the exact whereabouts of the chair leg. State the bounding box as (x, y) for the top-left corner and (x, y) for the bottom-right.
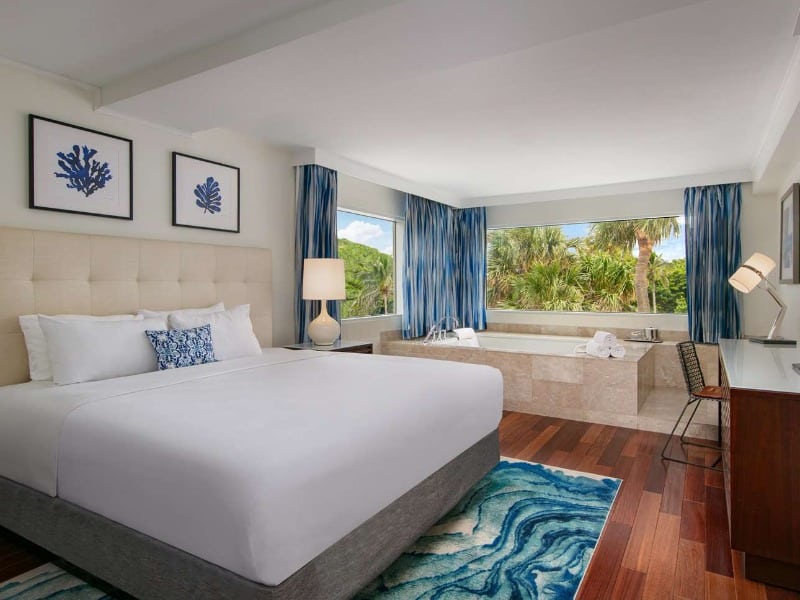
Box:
(678, 399), (721, 450)
(661, 399), (695, 459)
(662, 398), (722, 471)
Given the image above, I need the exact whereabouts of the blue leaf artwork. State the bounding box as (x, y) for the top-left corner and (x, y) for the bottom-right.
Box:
(53, 145), (112, 197)
(194, 177), (223, 214)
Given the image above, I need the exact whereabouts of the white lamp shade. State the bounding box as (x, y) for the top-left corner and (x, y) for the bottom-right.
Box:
(728, 266), (761, 293)
(743, 252), (776, 277)
(302, 258), (346, 300)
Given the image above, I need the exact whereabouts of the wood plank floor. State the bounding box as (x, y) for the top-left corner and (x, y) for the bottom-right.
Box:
(499, 411), (800, 600)
(1, 411), (798, 599)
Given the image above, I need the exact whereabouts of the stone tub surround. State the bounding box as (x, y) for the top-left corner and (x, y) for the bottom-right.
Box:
(379, 329), (719, 439)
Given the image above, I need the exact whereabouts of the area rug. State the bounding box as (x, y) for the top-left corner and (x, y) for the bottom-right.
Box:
(0, 459), (620, 600)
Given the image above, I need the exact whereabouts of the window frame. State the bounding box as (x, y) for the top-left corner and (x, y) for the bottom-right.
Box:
(485, 215), (687, 316)
(336, 207), (403, 320)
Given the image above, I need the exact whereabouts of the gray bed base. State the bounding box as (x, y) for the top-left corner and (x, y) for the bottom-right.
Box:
(0, 430), (499, 600)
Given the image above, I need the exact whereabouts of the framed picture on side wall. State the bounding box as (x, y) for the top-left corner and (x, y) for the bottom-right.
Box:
(172, 152), (240, 233)
(29, 114), (133, 219)
(780, 183), (799, 284)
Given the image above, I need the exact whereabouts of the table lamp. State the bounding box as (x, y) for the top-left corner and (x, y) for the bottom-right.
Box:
(303, 258), (346, 346)
(728, 252), (796, 345)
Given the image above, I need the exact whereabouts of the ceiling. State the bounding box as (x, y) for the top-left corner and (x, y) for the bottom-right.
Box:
(2, 0), (800, 206)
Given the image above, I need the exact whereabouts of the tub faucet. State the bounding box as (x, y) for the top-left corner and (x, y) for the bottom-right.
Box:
(423, 316), (460, 345)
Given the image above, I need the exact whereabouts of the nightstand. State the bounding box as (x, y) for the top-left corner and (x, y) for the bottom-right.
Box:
(283, 340), (373, 354)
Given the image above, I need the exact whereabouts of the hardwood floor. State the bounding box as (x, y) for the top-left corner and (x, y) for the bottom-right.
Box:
(1, 411), (798, 599)
(499, 411), (800, 600)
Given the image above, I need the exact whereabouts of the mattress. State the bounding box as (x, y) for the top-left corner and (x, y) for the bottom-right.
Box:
(0, 348), (502, 586)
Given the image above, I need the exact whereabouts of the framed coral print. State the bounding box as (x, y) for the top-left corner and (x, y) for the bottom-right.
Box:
(172, 152), (240, 233)
(780, 183), (799, 284)
(29, 114), (133, 219)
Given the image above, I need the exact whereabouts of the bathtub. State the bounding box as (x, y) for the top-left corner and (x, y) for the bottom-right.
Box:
(475, 331), (587, 355)
(382, 330), (654, 429)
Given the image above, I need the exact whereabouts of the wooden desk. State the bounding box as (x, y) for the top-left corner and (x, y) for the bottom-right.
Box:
(719, 339), (800, 590)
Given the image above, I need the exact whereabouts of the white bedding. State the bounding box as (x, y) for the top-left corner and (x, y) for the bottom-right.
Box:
(0, 349), (502, 586)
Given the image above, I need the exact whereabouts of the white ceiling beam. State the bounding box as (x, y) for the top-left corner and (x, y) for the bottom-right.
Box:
(292, 148), (463, 208)
(99, 0), (403, 108)
(463, 169), (753, 208)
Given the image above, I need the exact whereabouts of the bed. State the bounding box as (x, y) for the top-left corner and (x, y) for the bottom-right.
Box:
(0, 227), (502, 600)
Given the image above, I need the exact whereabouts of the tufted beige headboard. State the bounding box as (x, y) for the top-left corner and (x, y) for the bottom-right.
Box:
(0, 227), (273, 386)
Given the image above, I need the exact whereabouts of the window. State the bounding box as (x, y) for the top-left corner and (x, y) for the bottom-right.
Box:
(337, 209), (397, 318)
(487, 216), (686, 314)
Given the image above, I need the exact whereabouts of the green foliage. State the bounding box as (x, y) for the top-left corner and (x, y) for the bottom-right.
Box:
(487, 221), (687, 314)
(652, 258), (687, 314)
(338, 239), (395, 318)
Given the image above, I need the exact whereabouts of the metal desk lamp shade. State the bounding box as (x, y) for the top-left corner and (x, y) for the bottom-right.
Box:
(728, 252), (796, 345)
(303, 258), (346, 346)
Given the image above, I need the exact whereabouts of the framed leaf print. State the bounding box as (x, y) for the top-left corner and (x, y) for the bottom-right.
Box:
(172, 152), (240, 233)
(780, 183), (799, 284)
(29, 115), (133, 219)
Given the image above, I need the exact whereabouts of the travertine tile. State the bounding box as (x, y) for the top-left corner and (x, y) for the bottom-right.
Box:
(531, 355), (583, 383)
(653, 343), (684, 388)
(532, 380), (584, 412)
(696, 344), (719, 385)
(582, 358), (638, 414)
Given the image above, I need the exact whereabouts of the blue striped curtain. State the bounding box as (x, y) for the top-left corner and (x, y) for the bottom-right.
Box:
(684, 183), (742, 343)
(294, 165), (339, 343)
(402, 195), (488, 338)
(453, 207), (487, 330)
(403, 194), (455, 339)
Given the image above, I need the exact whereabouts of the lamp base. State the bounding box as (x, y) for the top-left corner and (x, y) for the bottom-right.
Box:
(307, 303), (340, 346)
(748, 336), (797, 346)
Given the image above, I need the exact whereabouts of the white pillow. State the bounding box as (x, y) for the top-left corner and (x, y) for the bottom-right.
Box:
(19, 313), (141, 381)
(137, 302), (224, 321)
(39, 316), (167, 385)
(169, 304), (261, 361)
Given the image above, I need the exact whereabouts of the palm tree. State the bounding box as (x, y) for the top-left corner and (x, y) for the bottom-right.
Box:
(353, 254), (394, 315)
(647, 253), (670, 313)
(511, 262), (584, 311)
(487, 227), (575, 307)
(591, 218), (680, 312)
(578, 251), (636, 312)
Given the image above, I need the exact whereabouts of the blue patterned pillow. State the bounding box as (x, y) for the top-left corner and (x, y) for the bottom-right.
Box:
(145, 324), (216, 370)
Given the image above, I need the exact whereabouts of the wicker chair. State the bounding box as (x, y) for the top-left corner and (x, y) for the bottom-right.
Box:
(661, 341), (723, 470)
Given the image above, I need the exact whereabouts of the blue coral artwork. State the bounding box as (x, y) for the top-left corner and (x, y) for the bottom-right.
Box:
(194, 176), (223, 214)
(54, 144), (113, 197)
(29, 114), (133, 219)
(173, 152), (240, 233)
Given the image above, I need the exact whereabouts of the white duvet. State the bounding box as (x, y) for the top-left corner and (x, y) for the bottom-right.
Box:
(0, 349), (502, 586)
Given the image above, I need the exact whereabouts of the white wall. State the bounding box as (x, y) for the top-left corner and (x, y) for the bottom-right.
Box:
(0, 62), (296, 345)
(486, 188), (689, 332)
(338, 173), (404, 349)
(741, 183), (800, 341)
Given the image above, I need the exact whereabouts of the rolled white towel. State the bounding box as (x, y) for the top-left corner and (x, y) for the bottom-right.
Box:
(592, 330), (617, 347)
(586, 340), (612, 358)
(610, 345), (626, 359)
(454, 327), (476, 340)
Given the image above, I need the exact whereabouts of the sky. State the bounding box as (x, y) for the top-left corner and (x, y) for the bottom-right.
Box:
(337, 210), (394, 255)
(337, 211), (686, 262)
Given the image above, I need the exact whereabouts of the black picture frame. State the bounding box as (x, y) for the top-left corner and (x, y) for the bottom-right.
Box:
(172, 152), (240, 233)
(29, 114), (133, 220)
(779, 183), (799, 284)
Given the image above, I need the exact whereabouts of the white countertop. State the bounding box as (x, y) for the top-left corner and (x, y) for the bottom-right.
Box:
(719, 338), (800, 395)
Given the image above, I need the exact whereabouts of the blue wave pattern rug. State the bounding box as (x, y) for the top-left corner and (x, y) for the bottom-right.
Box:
(0, 459), (620, 600)
(357, 459), (621, 600)
(0, 563), (112, 599)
